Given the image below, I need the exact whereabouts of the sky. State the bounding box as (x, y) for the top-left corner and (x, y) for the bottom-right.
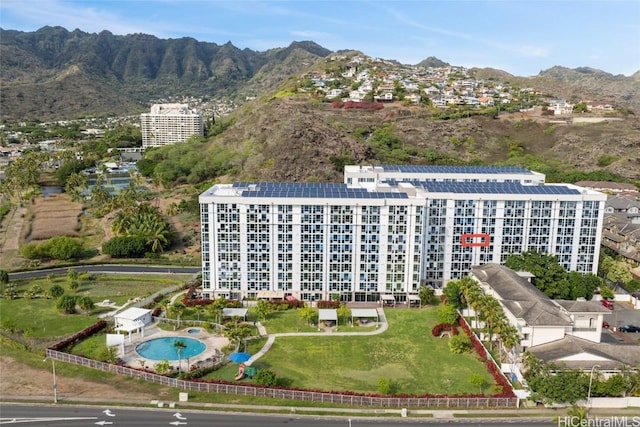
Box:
(1, 0), (639, 77)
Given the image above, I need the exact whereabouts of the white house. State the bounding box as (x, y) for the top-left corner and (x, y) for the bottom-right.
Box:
(114, 307), (152, 342)
(471, 264), (610, 350)
(468, 264), (640, 373)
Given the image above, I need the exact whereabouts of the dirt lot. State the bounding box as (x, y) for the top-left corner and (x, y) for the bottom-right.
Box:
(0, 356), (156, 402)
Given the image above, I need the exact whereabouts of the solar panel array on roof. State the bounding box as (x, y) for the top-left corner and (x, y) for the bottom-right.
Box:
(405, 181), (580, 195)
(377, 165), (533, 174)
(232, 182), (408, 199)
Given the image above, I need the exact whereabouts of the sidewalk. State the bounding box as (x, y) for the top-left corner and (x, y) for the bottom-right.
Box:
(3, 394), (639, 420)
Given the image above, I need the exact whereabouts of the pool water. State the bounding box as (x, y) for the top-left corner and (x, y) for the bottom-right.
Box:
(136, 337), (206, 360)
(187, 328), (200, 334)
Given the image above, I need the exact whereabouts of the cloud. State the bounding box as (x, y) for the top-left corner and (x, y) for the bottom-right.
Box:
(380, 3), (549, 59)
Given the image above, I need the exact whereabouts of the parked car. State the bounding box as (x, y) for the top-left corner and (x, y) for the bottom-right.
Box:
(601, 299), (614, 310)
(618, 324), (640, 333)
(602, 321), (610, 329)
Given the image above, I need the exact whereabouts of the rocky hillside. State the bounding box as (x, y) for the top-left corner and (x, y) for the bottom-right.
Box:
(208, 95), (640, 184)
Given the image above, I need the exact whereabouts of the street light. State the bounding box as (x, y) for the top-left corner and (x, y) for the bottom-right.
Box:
(43, 357), (57, 403)
(587, 364), (600, 414)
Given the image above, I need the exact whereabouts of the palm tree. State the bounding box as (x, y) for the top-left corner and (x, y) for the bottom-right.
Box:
(207, 301), (224, 327)
(173, 340), (187, 374)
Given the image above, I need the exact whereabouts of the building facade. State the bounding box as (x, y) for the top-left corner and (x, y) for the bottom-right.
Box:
(199, 166), (606, 302)
(140, 103), (203, 149)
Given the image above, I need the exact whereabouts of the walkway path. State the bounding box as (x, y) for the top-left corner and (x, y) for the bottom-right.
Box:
(246, 308), (388, 365)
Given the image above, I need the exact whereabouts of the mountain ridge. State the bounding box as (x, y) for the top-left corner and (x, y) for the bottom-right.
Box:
(1, 26), (639, 121)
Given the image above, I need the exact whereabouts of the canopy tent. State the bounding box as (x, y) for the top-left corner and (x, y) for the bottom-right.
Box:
(408, 295), (422, 308)
(318, 309), (338, 322)
(222, 308), (248, 320)
(350, 308), (379, 327)
(257, 290), (285, 300)
(380, 294), (396, 307)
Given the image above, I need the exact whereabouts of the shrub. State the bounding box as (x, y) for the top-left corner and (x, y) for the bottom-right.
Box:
(56, 295), (78, 314)
(448, 334), (472, 354)
(48, 284), (65, 299)
(253, 369), (278, 386)
(102, 235), (149, 257)
(377, 377), (391, 395)
(431, 323), (459, 337)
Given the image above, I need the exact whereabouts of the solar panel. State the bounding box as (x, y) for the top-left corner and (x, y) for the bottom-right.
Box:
(376, 164), (534, 174)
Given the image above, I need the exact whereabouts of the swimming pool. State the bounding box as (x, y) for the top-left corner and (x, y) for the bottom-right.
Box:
(187, 328), (200, 334)
(136, 337), (206, 361)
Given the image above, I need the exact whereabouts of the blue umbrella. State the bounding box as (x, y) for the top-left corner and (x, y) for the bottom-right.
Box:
(229, 352), (251, 363)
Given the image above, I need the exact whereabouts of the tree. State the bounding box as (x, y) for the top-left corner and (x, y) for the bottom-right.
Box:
(77, 296), (94, 314)
(469, 373), (489, 394)
(56, 295), (78, 314)
(418, 285), (435, 305)
(337, 303), (351, 326)
(47, 284), (65, 299)
(254, 300), (273, 321)
(448, 334), (472, 354)
(64, 172), (88, 202)
(98, 345), (118, 363)
(437, 304), (459, 325)
(599, 284), (615, 300)
(173, 340), (187, 374)
(154, 359), (172, 375)
(442, 280), (464, 309)
(505, 250), (570, 299)
(207, 300), (224, 325)
(297, 304), (317, 326)
(67, 268), (78, 281)
(224, 320), (254, 351)
(69, 280), (80, 292)
(0, 269), (9, 284)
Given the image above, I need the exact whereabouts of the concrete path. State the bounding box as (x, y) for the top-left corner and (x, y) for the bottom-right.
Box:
(246, 308), (388, 365)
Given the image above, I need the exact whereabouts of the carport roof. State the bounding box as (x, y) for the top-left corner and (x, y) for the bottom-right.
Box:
(318, 309), (338, 321)
(351, 308), (378, 318)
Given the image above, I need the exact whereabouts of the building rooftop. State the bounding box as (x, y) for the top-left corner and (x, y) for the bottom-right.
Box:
(471, 264), (572, 326)
(386, 180), (582, 195)
(373, 164), (535, 174)
(224, 182), (409, 199)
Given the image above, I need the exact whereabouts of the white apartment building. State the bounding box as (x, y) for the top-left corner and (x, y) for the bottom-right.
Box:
(140, 103), (203, 149)
(199, 165), (606, 302)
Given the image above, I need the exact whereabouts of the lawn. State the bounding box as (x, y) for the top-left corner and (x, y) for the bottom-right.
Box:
(206, 308), (495, 396)
(0, 274), (184, 340)
(255, 307), (380, 334)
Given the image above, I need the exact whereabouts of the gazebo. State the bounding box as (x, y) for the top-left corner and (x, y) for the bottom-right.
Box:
(380, 294), (396, 307)
(114, 307), (152, 343)
(222, 308), (248, 320)
(318, 309), (338, 327)
(350, 308), (379, 327)
(408, 295), (422, 308)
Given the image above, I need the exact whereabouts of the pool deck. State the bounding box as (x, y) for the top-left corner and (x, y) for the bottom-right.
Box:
(117, 322), (229, 372)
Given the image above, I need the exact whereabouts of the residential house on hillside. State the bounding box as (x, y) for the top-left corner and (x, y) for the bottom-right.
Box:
(548, 98), (574, 115)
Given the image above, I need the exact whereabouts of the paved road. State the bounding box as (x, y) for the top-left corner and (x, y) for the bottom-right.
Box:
(7, 264), (200, 280)
(0, 403), (557, 426)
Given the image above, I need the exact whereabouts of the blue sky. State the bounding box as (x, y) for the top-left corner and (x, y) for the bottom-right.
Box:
(1, 0), (638, 77)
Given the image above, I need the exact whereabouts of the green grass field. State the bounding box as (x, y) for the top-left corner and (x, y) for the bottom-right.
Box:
(206, 308), (494, 396)
(0, 274), (183, 340)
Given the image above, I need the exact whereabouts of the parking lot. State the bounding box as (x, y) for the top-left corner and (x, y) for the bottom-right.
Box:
(601, 300), (640, 344)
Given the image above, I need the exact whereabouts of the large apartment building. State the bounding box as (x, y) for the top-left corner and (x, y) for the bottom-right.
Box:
(199, 165), (606, 302)
(140, 103), (203, 149)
